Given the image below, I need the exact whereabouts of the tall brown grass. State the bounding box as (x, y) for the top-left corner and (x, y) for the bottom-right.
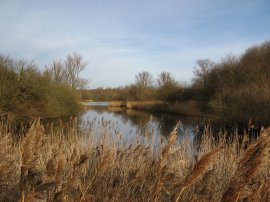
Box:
(109, 100), (202, 117)
(0, 118), (269, 201)
(109, 101), (164, 109)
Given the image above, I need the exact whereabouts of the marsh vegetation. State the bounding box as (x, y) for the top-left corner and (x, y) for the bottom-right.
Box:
(0, 41), (269, 201)
(0, 118), (270, 201)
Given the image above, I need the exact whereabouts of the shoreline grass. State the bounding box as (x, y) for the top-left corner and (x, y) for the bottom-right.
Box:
(0, 118), (269, 201)
(109, 100), (204, 117)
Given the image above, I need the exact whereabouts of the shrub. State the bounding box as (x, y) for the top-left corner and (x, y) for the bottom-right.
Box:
(0, 55), (81, 132)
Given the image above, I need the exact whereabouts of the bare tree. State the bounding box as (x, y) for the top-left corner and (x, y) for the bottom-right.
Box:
(64, 53), (88, 89)
(157, 71), (176, 87)
(156, 71), (181, 101)
(45, 60), (65, 84)
(46, 53), (88, 89)
(135, 71), (153, 87)
(193, 59), (214, 88)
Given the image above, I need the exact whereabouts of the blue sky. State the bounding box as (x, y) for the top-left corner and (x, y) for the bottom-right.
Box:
(0, 0), (269, 88)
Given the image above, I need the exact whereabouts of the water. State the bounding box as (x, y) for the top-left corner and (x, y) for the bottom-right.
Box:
(79, 102), (202, 144)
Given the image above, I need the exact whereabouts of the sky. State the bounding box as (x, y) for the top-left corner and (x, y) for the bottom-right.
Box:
(0, 0), (269, 88)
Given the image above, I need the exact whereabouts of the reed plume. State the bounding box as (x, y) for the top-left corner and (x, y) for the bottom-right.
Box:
(221, 127), (270, 202)
(0, 118), (269, 202)
(175, 146), (223, 202)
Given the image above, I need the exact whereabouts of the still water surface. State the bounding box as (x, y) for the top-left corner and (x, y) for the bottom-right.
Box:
(80, 102), (202, 143)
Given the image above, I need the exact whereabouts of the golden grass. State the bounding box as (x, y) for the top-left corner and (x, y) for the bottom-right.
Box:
(109, 101), (126, 107)
(126, 101), (164, 110)
(0, 118), (269, 201)
(108, 101), (163, 109)
(109, 100), (203, 117)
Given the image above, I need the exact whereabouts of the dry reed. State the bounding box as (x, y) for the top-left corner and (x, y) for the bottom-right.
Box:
(0, 118), (269, 201)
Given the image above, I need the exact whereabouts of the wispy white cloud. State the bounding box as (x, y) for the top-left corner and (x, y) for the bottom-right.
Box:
(0, 0), (269, 88)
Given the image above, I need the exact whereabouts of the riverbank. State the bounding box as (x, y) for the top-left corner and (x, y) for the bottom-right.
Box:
(109, 100), (205, 117)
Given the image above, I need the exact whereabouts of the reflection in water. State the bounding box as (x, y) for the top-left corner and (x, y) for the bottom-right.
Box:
(79, 102), (202, 144)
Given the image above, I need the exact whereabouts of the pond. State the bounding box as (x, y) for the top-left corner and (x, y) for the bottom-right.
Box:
(80, 102), (203, 144)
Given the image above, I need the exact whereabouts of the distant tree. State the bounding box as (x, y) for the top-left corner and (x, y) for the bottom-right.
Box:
(156, 71), (181, 101)
(193, 59), (215, 88)
(45, 53), (88, 89)
(135, 71), (154, 87)
(64, 53), (88, 89)
(131, 71), (155, 101)
(157, 71), (176, 87)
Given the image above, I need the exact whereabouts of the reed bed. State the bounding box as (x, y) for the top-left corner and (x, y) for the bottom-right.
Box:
(125, 101), (164, 110)
(108, 101), (126, 108)
(109, 101), (164, 110)
(109, 100), (202, 117)
(0, 118), (269, 201)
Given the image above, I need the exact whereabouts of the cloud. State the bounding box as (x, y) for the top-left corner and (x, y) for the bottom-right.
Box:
(0, 0), (269, 88)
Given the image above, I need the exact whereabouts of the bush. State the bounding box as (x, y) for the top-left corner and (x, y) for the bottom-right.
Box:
(46, 84), (80, 118)
(0, 55), (81, 132)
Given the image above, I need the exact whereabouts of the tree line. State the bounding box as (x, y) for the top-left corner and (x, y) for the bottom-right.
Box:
(1, 40), (269, 129)
(81, 71), (183, 101)
(82, 41), (270, 126)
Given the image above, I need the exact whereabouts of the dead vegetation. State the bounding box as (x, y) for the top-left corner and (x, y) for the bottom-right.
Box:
(0, 118), (269, 201)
